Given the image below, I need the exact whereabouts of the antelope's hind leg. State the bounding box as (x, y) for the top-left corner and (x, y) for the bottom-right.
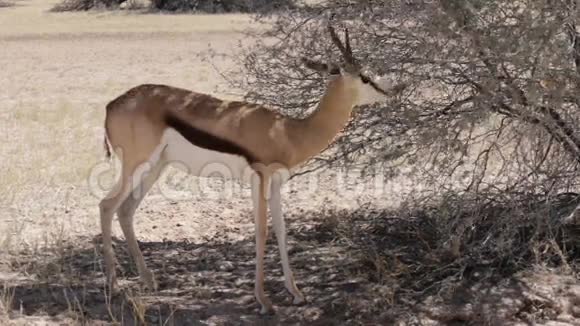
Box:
(99, 169), (136, 293)
(116, 159), (165, 291)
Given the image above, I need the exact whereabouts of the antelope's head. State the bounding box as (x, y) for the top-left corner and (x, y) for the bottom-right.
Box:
(302, 25), (406, 104)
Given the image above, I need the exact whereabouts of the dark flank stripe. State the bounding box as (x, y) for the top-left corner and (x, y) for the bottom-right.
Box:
(165, 113), (257, 163)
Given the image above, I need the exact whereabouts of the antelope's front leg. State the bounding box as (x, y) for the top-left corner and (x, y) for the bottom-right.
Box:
(269, 174), (305, 305)
(251, 173), (274, 314)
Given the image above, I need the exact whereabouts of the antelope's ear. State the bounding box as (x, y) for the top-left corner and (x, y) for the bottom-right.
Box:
(302, 57), (329, 72)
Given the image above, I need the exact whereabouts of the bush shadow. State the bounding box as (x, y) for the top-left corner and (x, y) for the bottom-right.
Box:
(2, 197), (578, 324)
(3, 220), (371, 325)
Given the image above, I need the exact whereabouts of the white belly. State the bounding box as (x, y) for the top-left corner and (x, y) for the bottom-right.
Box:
(161, 128), (252, 181)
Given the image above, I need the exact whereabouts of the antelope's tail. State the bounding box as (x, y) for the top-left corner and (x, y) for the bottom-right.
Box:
(104, 135), (111, 159)
(103, 114), (112, 159)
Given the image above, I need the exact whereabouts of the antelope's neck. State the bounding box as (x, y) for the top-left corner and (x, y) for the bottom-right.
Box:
(288, 78), (357, 166)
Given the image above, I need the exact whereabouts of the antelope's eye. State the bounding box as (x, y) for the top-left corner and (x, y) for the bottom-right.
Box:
(360, 74), (371, 84)
(329, 67), (340, 75)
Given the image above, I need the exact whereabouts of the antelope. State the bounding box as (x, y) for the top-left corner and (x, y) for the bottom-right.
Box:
(99, 25), (405, 314)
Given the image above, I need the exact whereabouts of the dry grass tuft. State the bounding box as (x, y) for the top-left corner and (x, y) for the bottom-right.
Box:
(282, 196), (579, 323)
(313, 194), (580, 317)
(0, 283), (15, 318)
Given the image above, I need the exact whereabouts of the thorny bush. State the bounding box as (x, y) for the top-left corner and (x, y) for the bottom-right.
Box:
(232, 0), (580, 272)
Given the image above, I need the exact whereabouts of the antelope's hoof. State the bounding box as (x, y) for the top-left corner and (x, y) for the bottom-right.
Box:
(142, 271), (158, 292)
(256, 296), (275, 315)
(292, 293), (306, 305)
(259, 304), (276, 316)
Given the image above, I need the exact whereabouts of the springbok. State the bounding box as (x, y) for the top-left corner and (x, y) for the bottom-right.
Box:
(99, 25), (405, 314)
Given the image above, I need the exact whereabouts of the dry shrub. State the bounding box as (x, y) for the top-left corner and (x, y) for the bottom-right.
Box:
(236, 0), (580, 174)
(51, 0), (126, 11)
(51, 0), (295, 12)
(320, 193), (579, 308)
(150, 0), (296, 13)
(230, 0), (580, 273)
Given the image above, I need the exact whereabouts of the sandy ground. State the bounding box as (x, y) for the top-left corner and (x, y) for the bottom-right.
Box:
(0, 0), (404, 323)
(0, 0), (395, 248)
(0, 0), (579, 325)
(1, 0), (258, 248)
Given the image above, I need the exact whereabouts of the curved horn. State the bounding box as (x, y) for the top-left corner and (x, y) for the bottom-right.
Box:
(327, 24), (356, 64)
(344, 28), (353, 59)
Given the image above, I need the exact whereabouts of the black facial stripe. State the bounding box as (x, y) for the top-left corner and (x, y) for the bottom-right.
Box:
(360, 74), (371, 84)
(368, 80), (390, 96)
